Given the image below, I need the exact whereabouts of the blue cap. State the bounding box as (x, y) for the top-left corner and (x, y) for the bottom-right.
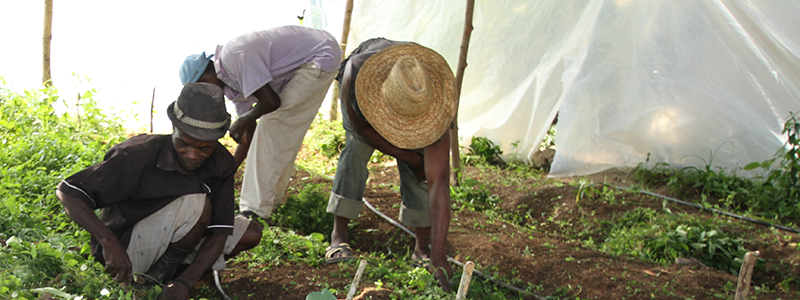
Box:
(179, 52), (213, 85)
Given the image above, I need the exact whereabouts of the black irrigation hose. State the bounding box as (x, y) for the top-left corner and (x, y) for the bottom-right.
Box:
(362, 198), (547, 299)
(612, 185), (800, 234)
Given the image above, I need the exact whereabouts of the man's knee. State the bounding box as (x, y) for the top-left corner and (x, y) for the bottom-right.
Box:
(239, 220), (262, 250)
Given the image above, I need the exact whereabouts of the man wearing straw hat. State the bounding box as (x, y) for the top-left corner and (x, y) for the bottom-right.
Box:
(56, 83), (262, 300)
(326, 38), (457, 292)
(179, 25), (342, 222)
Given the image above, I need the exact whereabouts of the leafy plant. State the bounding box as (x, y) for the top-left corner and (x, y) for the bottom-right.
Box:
(462, 136), (505, 166)
(0, 80), (154, 299)
(271, 182), (334, 238)
(740, 111), (800, 221)
(450, 178), (500, 212)
(600, 208), (748, 275)
(540, 124), (556, 150)
(237, 228), (328, 268)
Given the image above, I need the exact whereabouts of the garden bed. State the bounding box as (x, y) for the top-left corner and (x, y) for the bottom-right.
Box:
(195, 164), (799, 300)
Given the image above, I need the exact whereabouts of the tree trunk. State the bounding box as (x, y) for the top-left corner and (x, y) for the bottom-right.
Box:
(330, 0), (355, 121)
(42, 0), (53, 87)
(451, 0), (475, 186)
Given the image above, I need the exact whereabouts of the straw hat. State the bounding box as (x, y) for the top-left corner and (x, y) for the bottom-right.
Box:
(355, 43), (457, 149)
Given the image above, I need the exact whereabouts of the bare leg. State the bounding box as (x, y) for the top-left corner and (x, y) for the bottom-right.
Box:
(225, 220), (262, 260)
(413, 227), (432, 261)
(329, 215), (351, 258)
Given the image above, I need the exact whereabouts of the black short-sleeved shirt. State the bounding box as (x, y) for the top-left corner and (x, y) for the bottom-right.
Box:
(57, 134), (236, 262)
(337, 37), (411, 122)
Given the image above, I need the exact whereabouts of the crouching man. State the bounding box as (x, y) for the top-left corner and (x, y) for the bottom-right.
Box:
(56, 83), (262, 300)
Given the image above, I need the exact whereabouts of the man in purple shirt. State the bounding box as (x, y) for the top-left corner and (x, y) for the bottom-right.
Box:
(180, 25), (342, 222)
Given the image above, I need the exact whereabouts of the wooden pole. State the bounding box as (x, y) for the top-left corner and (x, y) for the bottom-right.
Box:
(450, 0), (475, 186)
(346, 259), (368, 300)
(150, 87), (156, 133)
(330, 0), (355, 121)
(76, 93), (81, 129)
(455, 261), (475, 300)
(42, 0), (53, 87)
(734, 251), (760, 300)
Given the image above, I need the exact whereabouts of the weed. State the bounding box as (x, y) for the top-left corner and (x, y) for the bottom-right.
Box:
(462, 136), (505, 166)
(599, 208), (747, 275)
(270, 182), (334, 239)
(450, 178), (501, 212)
(634, 111), (800, 225)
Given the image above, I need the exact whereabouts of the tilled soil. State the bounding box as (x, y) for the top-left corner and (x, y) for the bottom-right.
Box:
(194, 164), (799, 300)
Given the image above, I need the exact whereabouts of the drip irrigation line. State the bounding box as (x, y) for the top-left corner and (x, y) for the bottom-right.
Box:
(613, 185), (800, 234)
(363, 198), (546, 299)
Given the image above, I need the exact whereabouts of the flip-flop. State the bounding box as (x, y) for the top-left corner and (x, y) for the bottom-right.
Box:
(325, 243), (356, 264)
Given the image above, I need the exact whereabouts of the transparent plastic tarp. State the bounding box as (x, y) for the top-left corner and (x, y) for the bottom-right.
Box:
(346, 0), (800, 177)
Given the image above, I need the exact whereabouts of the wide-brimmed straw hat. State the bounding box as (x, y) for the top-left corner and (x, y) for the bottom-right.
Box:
(167, 82), (231, 141)
(355, 43), (457, 149)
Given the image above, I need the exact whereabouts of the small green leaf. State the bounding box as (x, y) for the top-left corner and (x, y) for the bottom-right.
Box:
(306, 289), (336, 300)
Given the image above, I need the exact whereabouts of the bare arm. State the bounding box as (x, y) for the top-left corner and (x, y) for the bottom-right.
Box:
(228, 84), (281, 144)
(56, 189), (133, 284)
(423, 133), (455, 291)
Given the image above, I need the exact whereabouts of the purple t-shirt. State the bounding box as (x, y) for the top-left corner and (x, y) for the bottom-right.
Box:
(214, 25), (342, 108)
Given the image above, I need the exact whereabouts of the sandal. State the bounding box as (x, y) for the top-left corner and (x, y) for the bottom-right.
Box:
(325, 243), (356, 264)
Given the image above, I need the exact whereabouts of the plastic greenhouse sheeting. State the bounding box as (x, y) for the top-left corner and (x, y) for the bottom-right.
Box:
(344, 0), (800, 177)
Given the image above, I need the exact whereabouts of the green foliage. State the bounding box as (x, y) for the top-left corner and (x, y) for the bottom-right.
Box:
(271, 182), (334, 239)
(235, 228), (328, 268)
(600, 207), (747, 275)
(297, 114), (346, 175)
(540, 124), (556, 150)
(357, 253), (525, 299)
(450, 178), (500, 212)
(305, 114), (346, 159)
(298, 114), (389, 176)
(0, 81), (154, 299)
(462, 136), (505, 166)
(573, 181), (624, 205)
(739, 111), (800, 221)
(634, 111), (800, 224)
(306, 288), (337, 300)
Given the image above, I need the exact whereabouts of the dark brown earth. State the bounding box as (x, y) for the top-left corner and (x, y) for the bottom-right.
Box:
(192, 159), (800, 300)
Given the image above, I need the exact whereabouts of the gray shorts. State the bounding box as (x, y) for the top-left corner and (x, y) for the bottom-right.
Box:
(126, 194), (249, 272)
(326, 104), (432, 228)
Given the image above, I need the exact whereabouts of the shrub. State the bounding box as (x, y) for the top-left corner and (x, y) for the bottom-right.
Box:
(0, 81), (150, 299)
(271, 182), (334, 238)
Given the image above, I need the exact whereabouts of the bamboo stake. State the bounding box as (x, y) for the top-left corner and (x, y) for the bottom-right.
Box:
(346, 259), (368, 300)
(450, 0), (475, 186)
(150, 87), (156, 133)
(42, 0), (53, 87)
(330, 0), (355, 121)
(734, 251), (760, 300)
(455, 261), (475, 300)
